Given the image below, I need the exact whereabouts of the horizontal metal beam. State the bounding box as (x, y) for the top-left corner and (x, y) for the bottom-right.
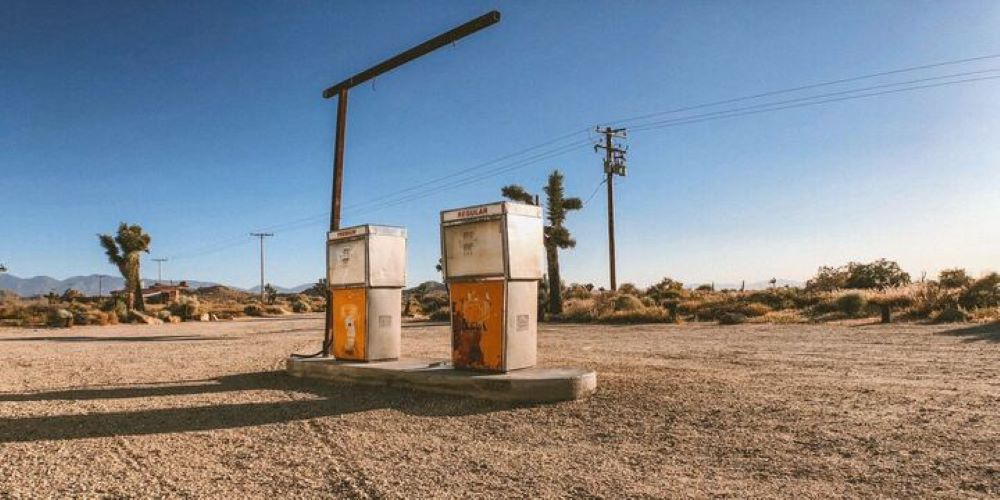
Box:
(322, 10), (500, 98)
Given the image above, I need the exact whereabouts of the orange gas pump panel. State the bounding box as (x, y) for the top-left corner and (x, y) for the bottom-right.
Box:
(450, 280), (505, 371)
(332, 287), (367, 361)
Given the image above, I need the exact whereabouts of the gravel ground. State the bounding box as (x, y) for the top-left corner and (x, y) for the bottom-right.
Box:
(0, 315), (997, 498)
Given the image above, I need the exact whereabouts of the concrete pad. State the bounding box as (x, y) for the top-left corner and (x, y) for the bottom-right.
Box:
(286, 357), (597, 403)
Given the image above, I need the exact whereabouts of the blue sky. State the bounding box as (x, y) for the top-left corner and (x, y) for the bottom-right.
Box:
(2, 0), (998, 289)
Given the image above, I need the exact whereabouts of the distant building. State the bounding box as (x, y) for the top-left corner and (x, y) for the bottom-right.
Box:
(142, 282), (189, 303)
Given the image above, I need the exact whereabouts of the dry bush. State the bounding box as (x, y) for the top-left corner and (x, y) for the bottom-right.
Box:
(934, 307), (969, 323)
(612, 294), (644, 312)
(564, 284), (593, 300)
(47, 308), (73, 328)
(291, 295), (312, 313)
(718, 312), (746, 325)
(169, 296), (202, 320)
(595, 307), (670, 324)
(748, 309), (807, 324)
(958, 273), (1000, 310)
(835, 293), (867, 317)
(264, 305), (290, 316)
(558, 298), (596, 322)
(739, 303), (772, 318)
(243, 304), (264, 317)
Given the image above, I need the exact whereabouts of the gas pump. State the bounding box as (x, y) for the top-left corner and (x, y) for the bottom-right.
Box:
(440, 202), (543, 372)
(326, 224), (406, 361)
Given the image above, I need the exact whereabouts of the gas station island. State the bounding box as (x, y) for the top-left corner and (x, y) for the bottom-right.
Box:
(286, 202), (597, 403)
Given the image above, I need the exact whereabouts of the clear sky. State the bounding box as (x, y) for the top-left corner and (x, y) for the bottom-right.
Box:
(2, 0), (998, 289)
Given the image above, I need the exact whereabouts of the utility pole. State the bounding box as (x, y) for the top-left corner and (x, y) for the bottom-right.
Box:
(316, 11), (500, 357)
(594, 126), (627, 292)
(98, 275), (103, 298)
(250, 233), (273, 303)
(152, 258), (168, 283)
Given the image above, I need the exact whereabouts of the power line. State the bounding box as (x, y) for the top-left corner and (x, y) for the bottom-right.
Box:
(630, 73), (1000, 133)
(581, 178), (607, 207)
(605, 52), (1000, 126)
(160, 52), (1000, 262)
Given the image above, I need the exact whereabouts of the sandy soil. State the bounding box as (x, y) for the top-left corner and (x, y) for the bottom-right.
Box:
(0, 315), (997, 498)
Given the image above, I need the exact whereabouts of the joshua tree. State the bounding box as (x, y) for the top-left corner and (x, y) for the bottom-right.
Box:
(264, 283), (278, 305)
(501, 169), (582, 315)
(98, 223), (151, 312)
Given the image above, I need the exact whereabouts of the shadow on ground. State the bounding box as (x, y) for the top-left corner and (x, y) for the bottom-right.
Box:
(937, 322), (1000, 343)
(0, 335), (230, 343)
(0, 371), (524, 443)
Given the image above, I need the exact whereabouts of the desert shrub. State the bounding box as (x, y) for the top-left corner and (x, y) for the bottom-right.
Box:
(958, 273), (1000, 310)
(739, 303), (772, 318)
(618, 283), (642, 296)
(751, 310), (806, 324)
(100, 297), (129, 319)
(835, 293), (867, 316)
(718, 312), (746, 325)
(933, 307), (968, 323)
(169, 296), (201, 320)
(686, 294), (741, 321)
(807, 259), (911, 291)
(265, 305), (290, 315)
(244, 304), (264, 316)
(746, 288), (806, 310)
(156, 310), (173, 321)
(419, 291), (449, 318)
(292, 295), (312, 313)
(47, 308), (73, 328)
(938, 268), (973, 289)
(646, 277), (685, 302)
(844, 259), (911, 290)
(429, 309), (451, 322)
(564, 284), (592, 300)
(866, 290), (915, 308)
(596, 307), (671, 324)
(559, 298), (596, 322)
(807, 266), (850, 292)
(695, 284), (714, 292)
(612, 294), (644, 312)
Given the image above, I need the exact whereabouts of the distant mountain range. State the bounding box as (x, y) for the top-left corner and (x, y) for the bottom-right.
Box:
(0, 274), (226, 297)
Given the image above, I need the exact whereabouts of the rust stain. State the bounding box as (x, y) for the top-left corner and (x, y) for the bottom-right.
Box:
(450, 281), (504, 371)
(332, 287), (366, 360)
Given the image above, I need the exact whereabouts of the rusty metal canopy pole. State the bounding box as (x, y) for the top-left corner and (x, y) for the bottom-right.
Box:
(320, 10), (501, 357)
(321, 10), (500, 99)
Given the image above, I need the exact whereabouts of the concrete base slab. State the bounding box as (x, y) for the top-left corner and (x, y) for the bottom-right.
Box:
(286, 357), (597, 403)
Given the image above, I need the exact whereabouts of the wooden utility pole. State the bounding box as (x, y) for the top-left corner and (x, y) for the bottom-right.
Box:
(316, 10), (501, 357)
(594, 126), (627, 292)
(152, 258), (168, 283)
(250, 233), (273, 303)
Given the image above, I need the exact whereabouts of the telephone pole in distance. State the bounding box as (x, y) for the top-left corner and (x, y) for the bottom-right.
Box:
(250, 233), (273, 303)
(152, 258), (168, 283)
(594, 126), (628, 292)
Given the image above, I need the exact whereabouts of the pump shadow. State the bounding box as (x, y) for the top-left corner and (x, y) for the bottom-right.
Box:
(0, 371), (528, 443)
(937, 321), (1000, 343)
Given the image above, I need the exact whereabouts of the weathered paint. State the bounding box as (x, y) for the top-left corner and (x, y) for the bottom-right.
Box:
(332, 287), (367, 360)
(450, 280), (505, 371)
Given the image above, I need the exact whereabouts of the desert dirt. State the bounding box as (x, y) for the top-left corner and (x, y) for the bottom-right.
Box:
(0, 315), (997, 498)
